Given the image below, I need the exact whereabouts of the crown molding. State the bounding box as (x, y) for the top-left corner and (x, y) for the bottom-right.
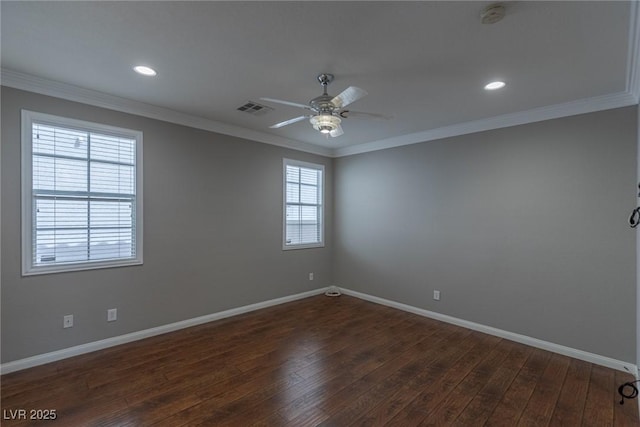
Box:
(0, 68), (333, 158)
(2, 68), (637, 160)
(333, 91), (637, 158)
(627, 0), (640, 102)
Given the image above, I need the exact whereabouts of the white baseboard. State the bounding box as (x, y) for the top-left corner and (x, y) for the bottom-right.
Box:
(339, 287), (638, 375)
(0, 287), (328, 375)
(3, 286), (636, 377)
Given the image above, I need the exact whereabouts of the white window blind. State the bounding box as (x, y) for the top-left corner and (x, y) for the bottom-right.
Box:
(283, 159), (324, 249)
(22, 111), (143, 275)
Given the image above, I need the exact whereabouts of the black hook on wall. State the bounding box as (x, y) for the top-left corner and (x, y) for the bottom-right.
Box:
(630, 183), (640, 228)
(629, 207), (640, 228)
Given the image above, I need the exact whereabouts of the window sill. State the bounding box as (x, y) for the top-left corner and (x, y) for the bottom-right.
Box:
(282, 243), (325, 251)
(22, 258), (143, 276)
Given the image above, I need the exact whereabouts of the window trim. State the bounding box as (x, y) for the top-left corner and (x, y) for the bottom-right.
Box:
(282, 158), (325, 251)
(21, 110), (144, 276)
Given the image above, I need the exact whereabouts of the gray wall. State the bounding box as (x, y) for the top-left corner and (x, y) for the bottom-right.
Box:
(1, 87), (333, 363)
(2, 85), (637, 366)
(333, 106), (637, 363)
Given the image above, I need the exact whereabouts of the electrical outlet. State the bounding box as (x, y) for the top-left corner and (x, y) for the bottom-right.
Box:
(63, 314), (74, 328)
(107, 308), (117, 322)
(433, 290), (441, 301)
(309, 272), (314, 281)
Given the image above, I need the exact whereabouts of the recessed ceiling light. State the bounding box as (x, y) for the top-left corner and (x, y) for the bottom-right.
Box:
(133, 65), (157, 77)
(484, 81), (506, 90)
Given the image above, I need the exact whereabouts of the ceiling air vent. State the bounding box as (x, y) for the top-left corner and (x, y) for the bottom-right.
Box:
(236, 101), (274, 116)
(480, 3), (505, 24)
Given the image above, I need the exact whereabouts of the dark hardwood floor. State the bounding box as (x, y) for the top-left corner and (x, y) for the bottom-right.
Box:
(1, 295), (638, 426)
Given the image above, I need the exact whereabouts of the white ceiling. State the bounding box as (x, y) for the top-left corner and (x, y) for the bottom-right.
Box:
(1, 1), (638, 157)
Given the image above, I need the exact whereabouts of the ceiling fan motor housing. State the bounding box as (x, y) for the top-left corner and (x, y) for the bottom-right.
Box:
(310, 94), (336, 113)
(312, 73), (338, 113)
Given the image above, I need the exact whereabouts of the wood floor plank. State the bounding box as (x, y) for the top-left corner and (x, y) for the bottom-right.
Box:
(484, 347), (552, 426)
(381, 331), (503, 426)
(548, 358), (591, 426)
(350, 332), (501, 427)
(583, 364), (616, 427)
(422, 340), (532, 427)
(315, 349), (424, 426)
(278, 325), (445, 421)
(87, 386), (202, 427)
(277, 323), (463, 422)
(0, 295), (635, 427)
(282, 406), (331, 427)
(517, 353), (571, 426)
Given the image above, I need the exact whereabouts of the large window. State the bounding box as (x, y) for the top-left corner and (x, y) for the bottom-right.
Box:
(21, 110), (143, 275)
(283, 159), (324, 250)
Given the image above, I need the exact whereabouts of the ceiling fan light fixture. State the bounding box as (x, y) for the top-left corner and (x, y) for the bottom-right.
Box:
(310, 114), (341, 134)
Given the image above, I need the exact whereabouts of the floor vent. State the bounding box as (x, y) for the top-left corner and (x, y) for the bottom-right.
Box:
(236, 101), (273, 116)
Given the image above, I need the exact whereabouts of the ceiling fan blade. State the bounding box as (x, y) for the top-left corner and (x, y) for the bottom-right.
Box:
(331, 86), (368, 108)
(329, 124), (344, 137)
(340, 110), (393, 120)
(269, 115), (308, 129)
(260, 97), (312, 111)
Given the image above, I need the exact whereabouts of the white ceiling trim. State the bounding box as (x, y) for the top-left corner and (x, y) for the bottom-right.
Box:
(0, 68), (333, 158)
(337, 1), (640, 158)
(627, 0), (640, 102)
(333, 91), (637, 158)
(1, 68), (637, 160)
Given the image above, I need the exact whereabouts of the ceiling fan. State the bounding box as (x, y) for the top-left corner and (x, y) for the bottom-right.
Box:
(261, 73), (391, 138)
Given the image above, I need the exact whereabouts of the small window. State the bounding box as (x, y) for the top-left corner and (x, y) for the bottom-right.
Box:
(21, 110), (143, 275)
(283, 159), (324, 250)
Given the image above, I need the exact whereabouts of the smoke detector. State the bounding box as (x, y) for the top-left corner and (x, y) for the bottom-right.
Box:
(481, 3), (506, 24)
